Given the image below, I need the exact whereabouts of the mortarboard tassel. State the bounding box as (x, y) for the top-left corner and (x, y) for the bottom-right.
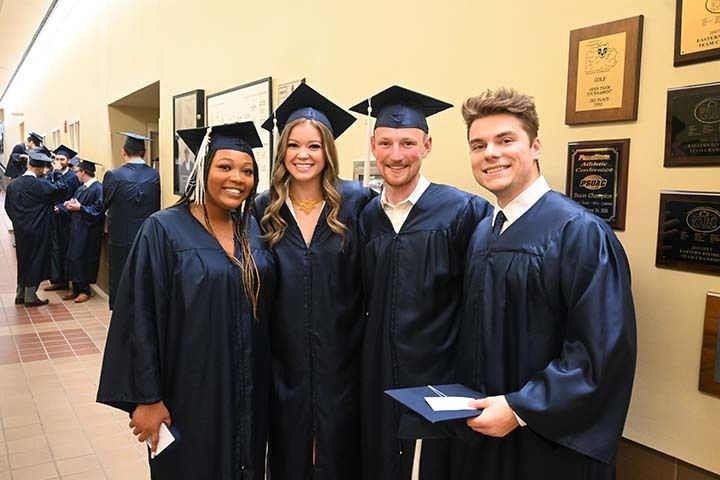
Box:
(362, 98), (373, 187)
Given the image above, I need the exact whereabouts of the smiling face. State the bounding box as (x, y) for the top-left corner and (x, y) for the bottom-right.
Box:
(371, 127), (431, 200)
(468, 113), (541, 207)
(283, 120), (326, 186)
(205, 148), (255, 212)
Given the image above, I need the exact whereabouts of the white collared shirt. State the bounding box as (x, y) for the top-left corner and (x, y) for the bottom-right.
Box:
(493, 175), (551, 234)
(127, 157), (146, 164)
(380, 176), (431, 233)
(22, 170), (37, 177)
(83, 177), (98, 189)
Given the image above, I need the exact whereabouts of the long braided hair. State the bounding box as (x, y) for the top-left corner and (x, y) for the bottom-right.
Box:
(174, 133), (261, 318)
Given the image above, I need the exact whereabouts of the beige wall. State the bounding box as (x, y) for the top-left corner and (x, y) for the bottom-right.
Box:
(2, 0), (720, 473)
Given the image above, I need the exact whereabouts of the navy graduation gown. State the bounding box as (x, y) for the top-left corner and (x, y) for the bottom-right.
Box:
(103, 163), (161, 308)
(359, 183), (491, 480)
(50, 169), (81, 284)
(5, 172), (68, 286)
(451, 191), (636, 480)
(255, 180), (374, 480)
(4, 145), (27, 178)
(97, 204), (275, 480)
(67, 181), (104, 284)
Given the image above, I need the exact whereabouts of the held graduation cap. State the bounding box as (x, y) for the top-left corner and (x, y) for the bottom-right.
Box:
(27, 148), (54, 167)
(69, 156), (81, 167)
(260, 83), (356, 138)
(53, 144), (77, 160)
(117, 132), (152, 152)
(176, 121), (263, 204)
(349, 85), (453, 133)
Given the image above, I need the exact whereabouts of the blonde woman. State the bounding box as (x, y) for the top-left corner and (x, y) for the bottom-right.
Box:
(256, 84), (374, 480)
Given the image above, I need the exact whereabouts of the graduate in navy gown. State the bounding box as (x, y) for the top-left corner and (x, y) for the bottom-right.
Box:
(97, 122), (275, 480)
(256, 84), (374, 480)
(4, 143), (29, 179)
(63, 159), (104, 303)
(5, 149), (68, 306)
(450, 88), (636, 479)
(45, 145), (81, 292)
(349, 86), (491, 480)
(103, 132), (160, 309)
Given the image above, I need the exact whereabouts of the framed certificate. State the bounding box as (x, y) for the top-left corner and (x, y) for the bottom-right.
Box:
(565, 16), (644, 125)
(674, 0), (720, 67)
(699, 292), (720, 398)
(656, 190), (720, 276)
(173, 89), (205, 195)
(566, 139), (630, 230)
(664, 82), (720, 167)
(207, 77), (273, 193)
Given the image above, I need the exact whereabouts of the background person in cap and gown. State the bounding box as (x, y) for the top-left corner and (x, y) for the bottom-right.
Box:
(45, 145), (81, 292)
(102, 132), (160, 309)
(255, 83), (375, 480)
(63, 159), (104, 303)
(449, 88), (636, 479)
(97, 122), (275, 480)
(4, 149), (69, 306)
(349, 86), (491, 480)
(4, 142), (29, 180)
(4, 132), (44, 180)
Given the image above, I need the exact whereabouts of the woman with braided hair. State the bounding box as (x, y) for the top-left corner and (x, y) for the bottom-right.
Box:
(97, 122), (275, 479)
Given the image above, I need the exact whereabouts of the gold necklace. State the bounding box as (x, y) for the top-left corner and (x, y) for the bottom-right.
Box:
(290, 194), (323, 215)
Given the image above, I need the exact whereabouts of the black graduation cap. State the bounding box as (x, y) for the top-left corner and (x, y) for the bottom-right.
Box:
(177, 122), (262, 157)
(37, 145), (53, 157)
(11, 144), (27, 155)
(78, 159), (99, 173)
(27, 148), (53, 167)
(27, 131), (45, 145)
(384, 384), (484, 423)
(260, 83), (356, 138)
(117, 132), (151, 151)
(349, 85), (453, 133)
(53, 144), (77, 159)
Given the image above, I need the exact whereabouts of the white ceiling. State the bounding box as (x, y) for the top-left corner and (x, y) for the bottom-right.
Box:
(0, 0), (56, 101)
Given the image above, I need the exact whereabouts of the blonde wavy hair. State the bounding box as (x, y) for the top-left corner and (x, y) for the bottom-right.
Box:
(261, 118), (347, 248)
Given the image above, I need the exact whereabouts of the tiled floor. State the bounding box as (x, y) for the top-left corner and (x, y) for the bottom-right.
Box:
(0, 191), (150, 479)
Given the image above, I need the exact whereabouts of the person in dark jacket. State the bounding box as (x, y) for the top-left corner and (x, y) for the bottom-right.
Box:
(4, 143), (29, 180)
(45, 145), (81, 291)
(5, 149), (68, 306)
(62, 159), (104, 303)
(102, 132), (160, 309)
(256, 83), (374, 480)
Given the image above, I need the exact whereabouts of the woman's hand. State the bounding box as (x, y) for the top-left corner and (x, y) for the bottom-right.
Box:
(130, 401), (172, 454)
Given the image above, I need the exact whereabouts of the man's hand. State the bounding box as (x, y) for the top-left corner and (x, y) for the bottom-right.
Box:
(466, 395), (519, 437)
(64, 199), (81, 211)
(130, 401), (172, 454)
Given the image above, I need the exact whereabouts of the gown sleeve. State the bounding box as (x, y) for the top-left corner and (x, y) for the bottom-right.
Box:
(96, 216), (173, 413)
(505, 218), (637, 464)
(80, 186), (105, 223)
(102, 171), (117, 212)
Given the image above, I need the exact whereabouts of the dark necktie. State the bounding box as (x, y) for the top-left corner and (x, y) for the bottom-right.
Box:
(491, 210), (507, 240)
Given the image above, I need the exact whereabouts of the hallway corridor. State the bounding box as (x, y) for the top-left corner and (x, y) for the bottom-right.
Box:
(0, 192), (150, 479)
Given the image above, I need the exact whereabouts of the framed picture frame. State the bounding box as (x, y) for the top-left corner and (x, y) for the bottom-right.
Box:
(173, 89), (205, 195)
(699, 291), (720, 398)
(664, 82), (720, 167)
(655, 190), (720, 276)
(565, 15), (644, 125)
(206, 77), (273, 193)
(674, 0), (720, 67)
(566, 138), (630, 230)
